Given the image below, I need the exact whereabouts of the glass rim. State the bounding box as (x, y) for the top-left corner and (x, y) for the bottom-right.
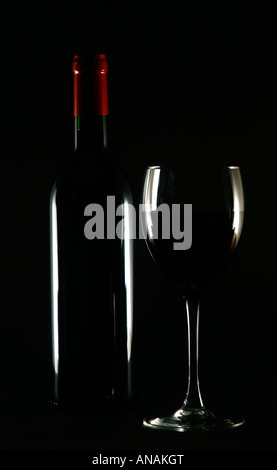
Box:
(145, 165), (241, 170)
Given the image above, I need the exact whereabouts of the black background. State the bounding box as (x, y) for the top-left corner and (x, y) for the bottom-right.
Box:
(0, 0), (277, 458)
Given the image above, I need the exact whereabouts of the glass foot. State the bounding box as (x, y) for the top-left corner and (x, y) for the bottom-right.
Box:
(143, 407), (245, 432)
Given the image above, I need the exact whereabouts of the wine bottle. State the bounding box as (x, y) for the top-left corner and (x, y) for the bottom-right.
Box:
(49, 53), (134, 410)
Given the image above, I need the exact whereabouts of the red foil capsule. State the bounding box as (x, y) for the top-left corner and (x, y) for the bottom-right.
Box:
(72, 53), (109, 116)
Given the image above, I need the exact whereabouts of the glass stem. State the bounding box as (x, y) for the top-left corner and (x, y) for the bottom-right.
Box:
(182, 295), (204, 410)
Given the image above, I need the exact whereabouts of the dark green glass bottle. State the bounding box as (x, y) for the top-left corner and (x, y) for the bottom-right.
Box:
(49, 54), (134, 411)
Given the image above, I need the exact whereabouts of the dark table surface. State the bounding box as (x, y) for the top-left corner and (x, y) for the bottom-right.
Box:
(0, 381), (276, 460)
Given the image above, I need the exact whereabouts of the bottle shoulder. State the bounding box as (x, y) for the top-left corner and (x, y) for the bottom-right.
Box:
(51, 148), (133, 203)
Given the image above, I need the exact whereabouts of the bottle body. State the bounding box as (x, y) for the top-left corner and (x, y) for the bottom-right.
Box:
(49, 55), (134, 410)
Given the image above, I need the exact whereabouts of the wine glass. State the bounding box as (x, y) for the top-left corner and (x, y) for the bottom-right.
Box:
(140, 165), (245, 431)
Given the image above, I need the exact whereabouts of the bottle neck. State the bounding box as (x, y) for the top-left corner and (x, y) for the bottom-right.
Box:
(73, 54), (109, 153)
(74, 115), (108, 152)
